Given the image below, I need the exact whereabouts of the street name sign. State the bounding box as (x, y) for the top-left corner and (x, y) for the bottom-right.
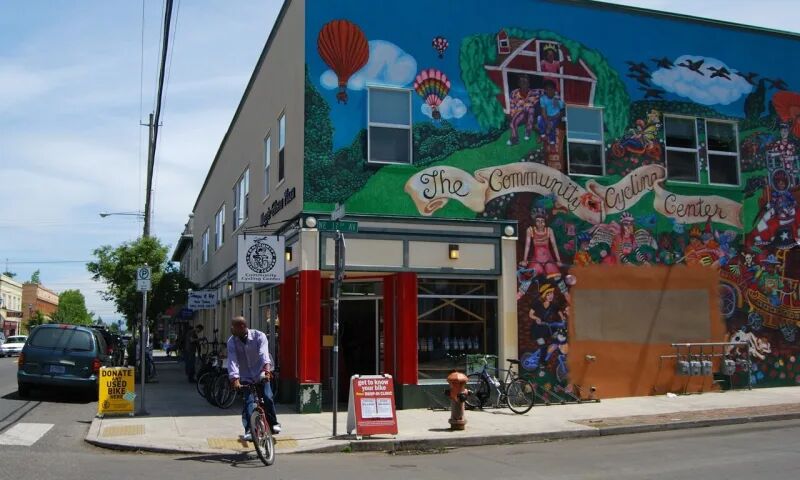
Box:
(317, 220), (358, 233)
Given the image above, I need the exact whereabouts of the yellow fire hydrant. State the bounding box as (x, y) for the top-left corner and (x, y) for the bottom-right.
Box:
(446, 370), (469, 430)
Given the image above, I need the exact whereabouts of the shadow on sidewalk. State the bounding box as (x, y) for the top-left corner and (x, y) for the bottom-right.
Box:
(174, 452), (266, 468)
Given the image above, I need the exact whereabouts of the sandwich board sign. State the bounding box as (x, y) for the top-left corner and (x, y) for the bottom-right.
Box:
(346, 374), (398, 437)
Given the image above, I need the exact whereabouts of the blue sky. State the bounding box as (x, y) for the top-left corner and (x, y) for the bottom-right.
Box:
(0, 1), (797, 323)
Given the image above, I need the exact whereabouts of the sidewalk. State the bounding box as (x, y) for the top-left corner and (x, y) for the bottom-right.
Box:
(85, 356), (800, 455)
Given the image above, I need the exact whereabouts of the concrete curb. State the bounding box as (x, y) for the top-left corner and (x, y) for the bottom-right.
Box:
(85, 411), (800, 456)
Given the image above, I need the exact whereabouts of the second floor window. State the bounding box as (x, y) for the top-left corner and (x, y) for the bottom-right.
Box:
(202, 228), (209, 264)
(566, 105), (604, 176)
(233, 169), (249, 229)
(278, 114), (286, 182)
(264, 135), (271, 197)
(665, 115), (699, 182)
(215, 205), (225, 249)
(368, 86), (412, 164)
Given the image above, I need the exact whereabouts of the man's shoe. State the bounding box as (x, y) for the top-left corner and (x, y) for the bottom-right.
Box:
(271, 424), (281, 435)
(241, 432), (252, 442)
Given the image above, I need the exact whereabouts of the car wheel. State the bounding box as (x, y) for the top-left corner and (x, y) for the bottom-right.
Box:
(18, 383), (31, 398)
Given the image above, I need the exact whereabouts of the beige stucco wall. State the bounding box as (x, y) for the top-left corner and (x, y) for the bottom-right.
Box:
(191, 0), (305, 289)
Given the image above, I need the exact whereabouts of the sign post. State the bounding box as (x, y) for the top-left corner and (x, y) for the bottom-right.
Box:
(136, 265), (151, 415)
(332, 230), (345, 436)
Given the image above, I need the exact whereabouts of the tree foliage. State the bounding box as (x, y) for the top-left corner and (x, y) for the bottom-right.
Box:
(87, 236), (195, 330)
(29, 270), (41, 284)
(51, 290), (93, 326)
(460, 29), (630, 138)
(2, 271), (16, 279)
(26, 310), (47, 330)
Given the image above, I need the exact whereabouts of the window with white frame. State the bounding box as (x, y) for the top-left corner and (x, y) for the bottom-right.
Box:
(566, 105), (604, 176)
(264, 134), (271, 197)
(233, 169), (249, 229)
(368, 86), (412, 164)
(706, 120), (739, 186)
(214, 205), (225, 250)
(278, 114), (285, 182)
(202, 228), (209, 264)
(664, 115), (699, 182)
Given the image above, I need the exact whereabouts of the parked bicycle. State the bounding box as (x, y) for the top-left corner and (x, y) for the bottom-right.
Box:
(465, 356), (534, 414)
(241, 379), (275, 466)
(195, 329), (236, 408)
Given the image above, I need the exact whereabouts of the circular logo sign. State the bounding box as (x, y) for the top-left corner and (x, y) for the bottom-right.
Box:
(246, 239), (277, 274)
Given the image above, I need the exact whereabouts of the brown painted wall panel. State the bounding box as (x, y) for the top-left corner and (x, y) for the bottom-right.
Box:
(567, 265), (725, 398)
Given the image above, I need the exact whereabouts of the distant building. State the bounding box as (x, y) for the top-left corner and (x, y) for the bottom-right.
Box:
(22, 283), (59, 332)
(0, 275), (24, 336)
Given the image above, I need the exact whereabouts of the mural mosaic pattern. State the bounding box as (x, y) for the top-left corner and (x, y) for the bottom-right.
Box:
(304, 0), (800, 391)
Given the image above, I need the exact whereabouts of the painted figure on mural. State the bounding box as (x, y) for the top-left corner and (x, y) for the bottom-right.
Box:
(755, 254), (784, 306)
(520, 208), (562, 277)
(525, 283), (567, 370)
(506, 75), (540, 146)
(537, 80), (564, 146)
(768, 122), (798, 176)
(612, 109), (663, 159)
(754, 170), (800, 246)
(540, 43), (562, 74)
(683, 226), (722, 267)
(572, 232), (593, 266)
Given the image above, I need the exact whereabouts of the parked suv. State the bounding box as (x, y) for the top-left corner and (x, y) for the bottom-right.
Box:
(18, 324), (112, 398)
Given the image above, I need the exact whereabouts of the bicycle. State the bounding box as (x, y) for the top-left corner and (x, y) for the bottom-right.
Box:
(240, 379), (275, 466)
(465, 356), (534, 414)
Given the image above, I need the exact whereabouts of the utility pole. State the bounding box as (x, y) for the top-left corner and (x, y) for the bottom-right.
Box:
(142, 0), (174, 239)
(139, 0), (174, 415)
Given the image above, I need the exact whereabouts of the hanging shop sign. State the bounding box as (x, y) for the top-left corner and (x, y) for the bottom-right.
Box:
(187, 290), (218, 310)
(346, 374), (398, 437)
(237, 235), (285, 284)
(97, 367), (136, 417)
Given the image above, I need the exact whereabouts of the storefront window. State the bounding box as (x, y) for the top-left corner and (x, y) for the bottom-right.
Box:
(258, 286), (280, 365)
(418, 278), (498, 382)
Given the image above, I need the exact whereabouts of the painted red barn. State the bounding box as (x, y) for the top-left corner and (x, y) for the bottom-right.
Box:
(485, 32), (597, 114)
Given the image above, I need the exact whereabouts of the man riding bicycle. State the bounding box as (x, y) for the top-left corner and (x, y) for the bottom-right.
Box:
(227, 316), (281, 440)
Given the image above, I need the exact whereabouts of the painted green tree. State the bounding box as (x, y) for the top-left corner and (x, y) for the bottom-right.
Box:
(460, 29), (630, 138)
(51, 290), (93, 326)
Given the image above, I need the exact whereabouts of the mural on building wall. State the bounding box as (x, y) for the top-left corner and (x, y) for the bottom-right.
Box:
(305, 2), (800, 391)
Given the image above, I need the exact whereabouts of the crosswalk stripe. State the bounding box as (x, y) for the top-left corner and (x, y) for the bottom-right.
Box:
(0, 423), (54, 446)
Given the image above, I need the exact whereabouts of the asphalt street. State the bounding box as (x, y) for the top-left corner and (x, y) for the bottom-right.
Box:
(0, 356), (797, 480)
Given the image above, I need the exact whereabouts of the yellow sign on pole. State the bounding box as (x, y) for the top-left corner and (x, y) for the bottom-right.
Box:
(97, 367), (136, 416)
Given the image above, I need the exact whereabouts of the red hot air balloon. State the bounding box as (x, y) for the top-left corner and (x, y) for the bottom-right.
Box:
(317, 20), (369, 104)
(414, 68), (451, 120)
(432, 36), (449, 59)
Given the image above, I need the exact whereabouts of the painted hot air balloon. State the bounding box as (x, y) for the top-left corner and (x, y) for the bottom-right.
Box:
(772, 91), (800, 138)
(414, 68), (451, 120)
(317, 20), (369, 104)
(432, 36), (449, 59)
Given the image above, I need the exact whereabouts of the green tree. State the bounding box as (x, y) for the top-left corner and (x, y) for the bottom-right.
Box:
(51, 290), (93, 326)
(29, 269), (41, 284)
(26, 310), (48, 330)
(2, 271), (16, 279)
(87, 236), (195, 330)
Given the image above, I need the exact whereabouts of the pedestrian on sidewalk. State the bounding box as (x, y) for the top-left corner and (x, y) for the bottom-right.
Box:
(227, 316), (281, 440)
(184, 324), (202, 382)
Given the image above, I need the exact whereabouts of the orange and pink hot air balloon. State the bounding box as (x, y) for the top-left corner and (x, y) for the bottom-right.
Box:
(413, 68), (451, 120)
(317, 20), (369, 104)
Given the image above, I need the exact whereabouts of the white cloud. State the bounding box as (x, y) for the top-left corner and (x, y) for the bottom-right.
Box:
(421, 95), (468, 120)
(320, 40), (417, 91)
(650, 55), (753, 105)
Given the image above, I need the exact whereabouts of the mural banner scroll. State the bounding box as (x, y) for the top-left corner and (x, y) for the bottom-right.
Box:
(653, 181), (743, 228)
(404, 163), (742, 228)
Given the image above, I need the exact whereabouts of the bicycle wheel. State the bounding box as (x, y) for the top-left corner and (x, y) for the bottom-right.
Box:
(250, 409), (275, 466)
(197, 371), (213, 399)
(465, 374), (490, 409)
(506, 378), (534, 414)
(213, 373), (237, 409)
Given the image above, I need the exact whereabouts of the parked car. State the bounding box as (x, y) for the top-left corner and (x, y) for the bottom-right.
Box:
(0, 335), (28, 357)
(90, 325), (125, 366)
(17, 324), (112, 398)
